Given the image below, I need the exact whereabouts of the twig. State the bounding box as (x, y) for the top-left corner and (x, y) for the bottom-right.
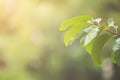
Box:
(93, 22), (120, 36)
(106, 30), (120, 36)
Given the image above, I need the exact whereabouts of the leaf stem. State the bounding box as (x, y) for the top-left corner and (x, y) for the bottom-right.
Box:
(106, 30), (120, 36)
(93, 22), (120, 36)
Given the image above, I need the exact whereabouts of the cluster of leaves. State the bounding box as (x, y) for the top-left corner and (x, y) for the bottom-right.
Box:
(59, 15), (120, 65)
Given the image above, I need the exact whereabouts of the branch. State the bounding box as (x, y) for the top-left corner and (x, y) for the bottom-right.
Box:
(93, 22), (120, 36)
(106, 30), (120, 36)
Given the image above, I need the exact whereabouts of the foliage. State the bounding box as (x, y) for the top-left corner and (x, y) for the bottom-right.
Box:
(59, 15), (120, 65)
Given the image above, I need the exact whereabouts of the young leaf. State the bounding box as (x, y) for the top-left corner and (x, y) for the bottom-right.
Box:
(91, 33), (112, 65)
(94, 18), (101, 25)
(64, 22), (89, 47)
(107, 18), (118, 33)
(101, 23), (110, 30)
(107, 18), (115, 27)
(59, 16), (93, 31)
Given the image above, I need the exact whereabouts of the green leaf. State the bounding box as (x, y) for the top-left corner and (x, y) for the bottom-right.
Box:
(83, 25), (95, 33)
(64, 22), (89, 47)
(113, 38), (120, 52)
(101, 23), (110, 30)
(111, 52), (116, 64)
(91, 33), (112, 65)
(68, 31), (82, 46)
(59, 15), (93, 31)
(112, 38), (120, 64)
(114, 49), (120, 66)
(85, 39), (95, 55)
(80, 25), (100, 46)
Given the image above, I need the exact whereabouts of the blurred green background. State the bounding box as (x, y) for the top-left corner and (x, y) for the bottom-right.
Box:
(0, 0), (120, 80)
